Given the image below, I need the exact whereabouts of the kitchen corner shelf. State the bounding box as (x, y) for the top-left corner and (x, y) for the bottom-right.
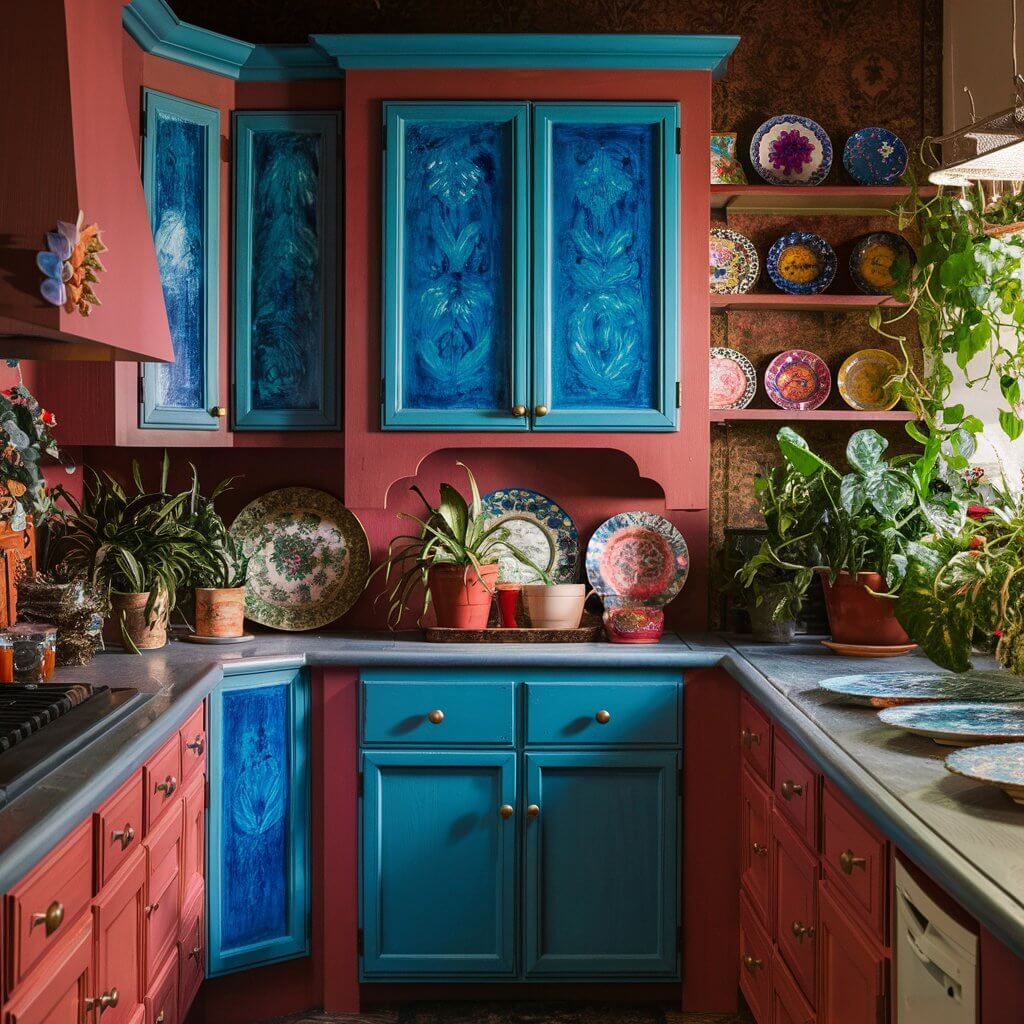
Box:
(710, 408), (916, 424)
(711, 293), (906, 312)
(710, 184), (936, 214)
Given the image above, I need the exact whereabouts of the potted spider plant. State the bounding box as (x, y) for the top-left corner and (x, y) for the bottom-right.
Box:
(375, 463), (553, 630)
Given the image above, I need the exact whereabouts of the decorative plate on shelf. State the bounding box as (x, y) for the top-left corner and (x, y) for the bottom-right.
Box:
(838, 348), (902, 411)
(766, 232), (837, 295)
(842, 128), (909, 186)
(849, 232), (915, 295)
(586, 512), (689, 606)
(482, 488), (579, 585)
(750, 115), (833, 186)
(878, 702), (1024, 746)
(764, 349), (832, 411)
(709, 228), (759, 294)
(818, 670), (1024, 707)
(709, 347), (757, 409)
(945, 742), (1024, 804)
(229, 487), (370, 631)
(711, 131), (747, 185)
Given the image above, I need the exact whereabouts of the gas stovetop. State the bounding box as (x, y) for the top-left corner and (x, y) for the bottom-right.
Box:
(0, 684), (151, 808)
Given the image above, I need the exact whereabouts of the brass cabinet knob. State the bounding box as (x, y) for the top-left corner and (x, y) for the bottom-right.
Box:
(499, 804), (514, 819)
(186, 735), (205, 755)
(595, 710), (611, 724)
(740, 729), (761, 747)
(751, 842), (768, 857)
(111, 823), (135, 851)
(156, 1014), (166, 1024)
(210, 406), (227, 418)
(780, 779), (803, 801)
(534, 404), (549, 417)
(512, 404), (527, 417)
(791, 920), (815, 941)
(742, 954), (763, 971)
(32, 900), (64, 936)
(527, 804), (540, 818)
(145, 902), (160, 915)
(156, 776), (177, 797)
(87, 988), (120, 1013)
(190, 945), (202, 962)
(839, 849), (867, 875)
(427, 709), (444, 725)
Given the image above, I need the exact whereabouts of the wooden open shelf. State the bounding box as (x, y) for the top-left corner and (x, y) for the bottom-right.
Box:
(710, 184), (935, 214)
(711, 293), (905, 312)
(710, 407), (916, 424)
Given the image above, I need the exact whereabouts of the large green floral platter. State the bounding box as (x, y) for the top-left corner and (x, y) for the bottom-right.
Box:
(229, 488), (369, 631)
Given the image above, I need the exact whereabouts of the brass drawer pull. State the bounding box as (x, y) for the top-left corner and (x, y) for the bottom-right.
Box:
(499, 804), (514, 819)
(512, 404), (527, 417)
(31, 900), (64, 936)
(156, 1014), (166, 1024)
(839, 849), (867, 875)
(186, 735), (205, 755)
(427, 709), (444, 725)
(189, 945), (202, 962)
(210, 406), (228, 418)
(86, 988), (119, 1013)
(145, 902), (160, 915)
(527, 804), (540, 818)
(111, 823), (135, 850)
(740, 728), (761, 747)
(155, 776), (177, 797)
(791, 920), (815, 941)
(751, 842), (768, 857)
(534, 404), (549, 417)
(780, 779), (803, 800)
(595, 710), (611, 724)
(743, 954), (763, 971)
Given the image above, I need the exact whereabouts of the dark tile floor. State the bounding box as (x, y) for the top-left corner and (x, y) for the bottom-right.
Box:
(258, 1005), (754, 1024)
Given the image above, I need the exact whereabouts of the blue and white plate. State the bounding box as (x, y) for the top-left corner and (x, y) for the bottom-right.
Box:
(945, 742), (1024, 804)
(766, 232), (837, 295)
(878, 701), (1024, 746)
(750, 115), (833, 186)
(482, 488), (579, 584)
(819, 670), (1024, 707)
(842, 128), (908, 186)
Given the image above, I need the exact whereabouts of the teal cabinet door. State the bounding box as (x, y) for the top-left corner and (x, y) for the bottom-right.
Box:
(381, 102), (530, 431)
(207, 668), (310, 976)
(523, 750), (679, 977)
(140, 89), (220, 429)
(233, 112), (340, 430)
(361, 751), (517, 977)
(532, 103), (679, 431)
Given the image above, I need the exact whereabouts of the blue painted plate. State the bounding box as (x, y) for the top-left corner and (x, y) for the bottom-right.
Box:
(482, 488), (579, 585)
(766, 232), (836, 295)
(842, 128), (908, 186)
(849, 232), (915, 296)
(750, 115), (833, 186)
(819, 670), (1024, 708)
(945, 742), (1024, 804)
(878, 701), (1024, 746)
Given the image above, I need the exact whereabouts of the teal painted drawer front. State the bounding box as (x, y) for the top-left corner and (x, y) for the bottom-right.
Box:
(362, 677), (515, 746)
(525, 679), (680, 746)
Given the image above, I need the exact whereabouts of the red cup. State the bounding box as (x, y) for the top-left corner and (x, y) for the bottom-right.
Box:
(496, 584), (522, 628)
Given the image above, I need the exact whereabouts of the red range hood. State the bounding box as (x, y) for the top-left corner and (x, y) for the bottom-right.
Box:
(0, 0), (174, 362)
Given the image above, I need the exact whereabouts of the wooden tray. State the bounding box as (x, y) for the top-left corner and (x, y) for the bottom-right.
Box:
(425, 624), (603, 644)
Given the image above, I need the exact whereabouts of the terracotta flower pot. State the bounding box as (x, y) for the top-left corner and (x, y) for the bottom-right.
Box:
(104, 590), (169, 650)
(819, 570), (910, 646)
(428, 562), (499, 630)
(195, 587), (247, 638)
(521, 584), (587, 629)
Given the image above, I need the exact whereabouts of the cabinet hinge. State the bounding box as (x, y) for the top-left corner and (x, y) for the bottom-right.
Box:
(675, 381), (681, 409)
(357, 771), (364, 798)
(138, 374), (145, 406)
(677, 924), (684, 951)
(140, 100), (148, 137)
(675, 126), (681, 155)
(357, 928), (364, 954)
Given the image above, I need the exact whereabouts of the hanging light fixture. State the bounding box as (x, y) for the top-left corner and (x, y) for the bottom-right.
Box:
(928, 0), (1024, 186)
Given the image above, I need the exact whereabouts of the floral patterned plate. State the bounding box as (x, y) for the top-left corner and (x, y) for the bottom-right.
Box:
(750, 114), (833, 186)
(482, 488), (579, 585)
(945, 742), (1024, 804)
(766, 232), (837, 295)
(765, 349), (831, 411)
(878, 701), (1024, 746)
(709, 228), (759, 294)
(585, 512), (689, 606)
(842, 127), (908, 186)
(229, 487), (370, 631)
(709, 347), (757, 409)
(849, 232), (915, 295)
(819, 670), (1024, 707)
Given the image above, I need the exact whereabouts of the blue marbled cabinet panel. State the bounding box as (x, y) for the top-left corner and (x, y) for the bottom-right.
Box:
(250, 130), (322, 412)
(402, 120), (511, 410)
(152, 111), (206, 410)
(220, 683), (289, 949)
(549, 123), (657, 409)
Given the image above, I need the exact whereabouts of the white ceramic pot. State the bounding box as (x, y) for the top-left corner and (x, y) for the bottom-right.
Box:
(521, 583), (586, 629)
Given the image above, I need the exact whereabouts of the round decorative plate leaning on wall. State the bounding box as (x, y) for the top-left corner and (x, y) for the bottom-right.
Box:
(838, 348), (902, 411)
(764, 349), (832, 411)
(709, 228), (760, 294)
(766, 232), (837, 295)
(709, 347), (757, 409)
(849, 232), (915, 295)
(750, 114), (833, 186)
(842, 127), (908, 185)
(482, 487), (580, 584)
(230, 487), (370, 630)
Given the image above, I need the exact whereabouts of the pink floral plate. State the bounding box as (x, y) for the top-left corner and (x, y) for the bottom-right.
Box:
(710, 347), (757, 409)
(585, 512), (689, 606)
(229, 487), (370, 631)
(765, 349), (832, 411)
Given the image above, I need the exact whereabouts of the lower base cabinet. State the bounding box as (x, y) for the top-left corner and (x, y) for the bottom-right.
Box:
(2, 917), (92, 1024)
(144, 950), (178, 1024)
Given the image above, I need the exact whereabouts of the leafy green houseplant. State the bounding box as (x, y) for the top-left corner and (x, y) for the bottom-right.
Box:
(375, 463), (551, 630)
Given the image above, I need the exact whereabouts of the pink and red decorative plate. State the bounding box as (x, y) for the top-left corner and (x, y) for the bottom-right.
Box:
(710, 347), (757, 409)
(585, 512), (689, 606)
(764, 349), (831, 411)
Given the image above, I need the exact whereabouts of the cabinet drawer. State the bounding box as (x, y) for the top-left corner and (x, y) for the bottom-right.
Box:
(7, 819), (92, 991)
(821, 783), (888, 943)
(773, 808), (818, 1006)
(362, 678), (514, 745)
(178, 886), (204, 1018)
(179, 704), (206, 786)
(740, 693), (771, 782)
(740, 765), (771, 928)
(144, 949), (178, 1024)
(739, 891), (772, 1024)
(96, 771), (144, 889)
(144, 735), (182, 833)
(144, 802), (183, 990)
(772, 951), (816, 1024)
(525, 680), (680, 745)
(773, 731), (819, 850)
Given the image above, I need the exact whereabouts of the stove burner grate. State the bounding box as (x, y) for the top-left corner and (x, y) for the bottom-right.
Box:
(0, 684), (101, 753)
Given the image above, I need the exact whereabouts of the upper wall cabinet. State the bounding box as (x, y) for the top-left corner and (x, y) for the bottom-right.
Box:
(141, 90), (221, 430)
(233, 112), (340, 431)
(381, 100), (679, 433)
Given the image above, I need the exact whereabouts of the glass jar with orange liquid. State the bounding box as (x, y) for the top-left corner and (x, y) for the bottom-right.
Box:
(6, 624), (57, 683)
